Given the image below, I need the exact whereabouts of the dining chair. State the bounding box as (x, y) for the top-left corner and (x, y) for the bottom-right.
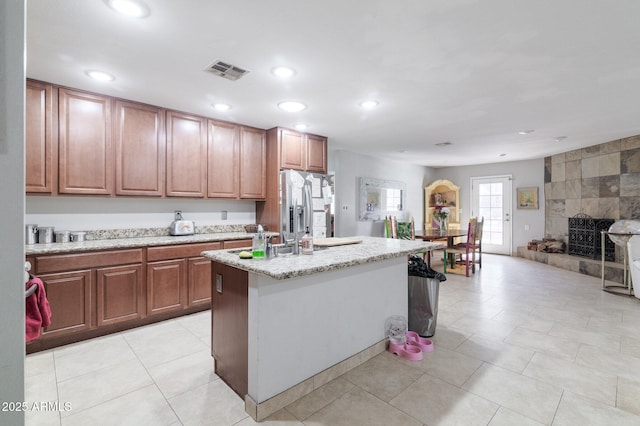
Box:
(386, 216), (429, 261)
(472, 217), (484, 272)
(385, 216), (415, 240)
(444, 219), (478, 277)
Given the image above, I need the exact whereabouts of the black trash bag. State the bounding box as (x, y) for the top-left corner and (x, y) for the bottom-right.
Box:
(408, 255), (446, 281)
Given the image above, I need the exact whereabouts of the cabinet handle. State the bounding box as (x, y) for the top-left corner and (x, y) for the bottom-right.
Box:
(216, 273), (223, 294)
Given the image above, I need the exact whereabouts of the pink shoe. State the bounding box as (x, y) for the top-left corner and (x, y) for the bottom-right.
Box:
(388, 342), (423, 361)
(407, 331), (434, 352)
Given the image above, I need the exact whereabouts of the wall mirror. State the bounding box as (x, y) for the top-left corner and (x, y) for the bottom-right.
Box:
(359, 177), (407, 221)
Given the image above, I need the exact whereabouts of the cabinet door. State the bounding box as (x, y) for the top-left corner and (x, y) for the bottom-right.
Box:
(115, 100), (165, 196)
(58, 88), (113, 195)
(239, 126), (266, 199)
(146, 259), (187, 315)
(166, 111), (207, 197)
(40, 270), (92, 337)
(96, 264), (143, 326)
(279, 129), (305, 171)
(306, 134), (328, 173)
(211, 261), (248, 397)
(25, 80), (56, 193)
(207, 120), (239, 198)
(188, 257), (212, 306)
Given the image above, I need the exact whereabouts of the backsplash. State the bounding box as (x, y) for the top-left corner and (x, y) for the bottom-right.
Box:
(84, 224), (251, 241)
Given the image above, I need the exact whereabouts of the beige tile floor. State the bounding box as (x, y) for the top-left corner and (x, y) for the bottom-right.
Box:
(25, 254), (640, 425)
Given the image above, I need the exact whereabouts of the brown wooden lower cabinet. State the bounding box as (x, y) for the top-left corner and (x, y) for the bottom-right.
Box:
(211, 261), (248, 397)
(96, 264), (144, 326)
(27, 240), (234, 352)
(40, 270), (92, 338)
(222, 239), (252, 249)
(146, 259), (187, 315)
(188, 257), (212, 307)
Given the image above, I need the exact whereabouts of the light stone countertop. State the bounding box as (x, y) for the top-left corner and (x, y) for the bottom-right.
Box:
(25, 232), (276, 256)
(201, 236), (445, 280)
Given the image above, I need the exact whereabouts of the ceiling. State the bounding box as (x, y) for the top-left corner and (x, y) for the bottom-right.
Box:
(26, 0), (640, 167)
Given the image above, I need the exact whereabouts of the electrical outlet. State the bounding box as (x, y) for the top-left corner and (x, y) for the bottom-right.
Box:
(524, 224), (530, 231)
(342, 204), (348, 211)
(221, 210), (227, 220)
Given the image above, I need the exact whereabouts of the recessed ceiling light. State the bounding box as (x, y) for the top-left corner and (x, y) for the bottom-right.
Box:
(271, 66), (296, 78)
(359, 100), (379, 109)
(85, 70), (115, 82)
(518, 130), (535, 135)
(278, 101), (307, 112)
(499, 153), (507, 157)
(435, 142), (452, 147)
(295, 123), (308, 131)
(106, 0), (149, 18)
(554, 136), (567, 142)
(212, 103), (231, 111)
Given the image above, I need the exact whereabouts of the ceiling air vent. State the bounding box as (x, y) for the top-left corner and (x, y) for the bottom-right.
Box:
(205, 60), (250, 81)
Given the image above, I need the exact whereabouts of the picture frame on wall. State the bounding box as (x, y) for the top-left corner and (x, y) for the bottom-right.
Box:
(517, 186), (539, 209)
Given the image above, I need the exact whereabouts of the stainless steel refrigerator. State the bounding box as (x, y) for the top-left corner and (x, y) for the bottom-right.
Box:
(280, 169), (333, 242)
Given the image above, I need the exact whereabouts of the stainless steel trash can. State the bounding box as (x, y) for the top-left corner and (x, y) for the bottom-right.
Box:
(408, 275), (440, 337)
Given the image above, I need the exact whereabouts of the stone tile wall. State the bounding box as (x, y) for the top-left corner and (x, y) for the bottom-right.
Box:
(544, 134), (640, 262)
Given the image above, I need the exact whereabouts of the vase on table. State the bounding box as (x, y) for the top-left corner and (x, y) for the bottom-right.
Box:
(438, 217), (447, 235)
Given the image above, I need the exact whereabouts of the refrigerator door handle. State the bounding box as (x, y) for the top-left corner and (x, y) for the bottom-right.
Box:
(303, 182), (312, 234)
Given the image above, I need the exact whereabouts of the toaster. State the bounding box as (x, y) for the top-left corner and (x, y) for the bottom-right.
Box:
(170, 211), (195, 236)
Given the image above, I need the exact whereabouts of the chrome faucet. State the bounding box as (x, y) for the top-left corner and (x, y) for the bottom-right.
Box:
(283, 232), (302, 255)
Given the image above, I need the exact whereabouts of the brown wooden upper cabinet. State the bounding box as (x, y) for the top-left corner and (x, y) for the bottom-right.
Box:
(115, 100), (165, 196)
(278, 128), (327, 173)
(166, 111), (207, 197)
(239, 126), (266, 199)
(207, 120), (239, 198)
(207, 121), (266, 199)
(25, 80), (269, 199)
(306, 133), (328, 173)
(58, 88), (113, 195)
(25, 80), (56, 194)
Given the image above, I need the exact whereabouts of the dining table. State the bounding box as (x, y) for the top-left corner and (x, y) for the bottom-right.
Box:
(415, 229), (468, 268)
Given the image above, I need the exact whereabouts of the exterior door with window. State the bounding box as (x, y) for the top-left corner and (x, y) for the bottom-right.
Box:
(471, 176), (512, 255)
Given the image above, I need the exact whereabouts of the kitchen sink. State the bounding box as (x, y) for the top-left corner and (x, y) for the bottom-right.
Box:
(227, 245), (328, 257)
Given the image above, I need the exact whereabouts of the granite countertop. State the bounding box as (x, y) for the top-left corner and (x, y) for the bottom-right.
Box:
(25, 232), (277, 256)
(201, 236), (445, 280)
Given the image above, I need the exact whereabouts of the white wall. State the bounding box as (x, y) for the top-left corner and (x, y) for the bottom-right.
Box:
(434, 158), (545, 252)
(26, 196), (256, 231)
(332, 149), (435, 237)
(0, 1), (25, 424)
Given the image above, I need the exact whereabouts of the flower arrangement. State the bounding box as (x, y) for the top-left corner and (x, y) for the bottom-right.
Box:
(433, 206), (450, 220)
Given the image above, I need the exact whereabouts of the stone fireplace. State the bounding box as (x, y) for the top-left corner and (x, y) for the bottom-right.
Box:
(544, 134), (640, 263)
(517, 134), (640, 284)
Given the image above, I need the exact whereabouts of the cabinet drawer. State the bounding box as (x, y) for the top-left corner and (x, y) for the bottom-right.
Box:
(222, 239), (252, 249)
(147, 242), (222, 261)
(36, 249), (143, 274)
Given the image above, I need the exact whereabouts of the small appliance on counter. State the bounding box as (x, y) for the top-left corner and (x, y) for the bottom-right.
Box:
(37, 226), (54, 244)
(69, 231), (86, 242)
(25, 224), (38, 245)
(170, 211), (195, 236)
(54, 230), (70, 243)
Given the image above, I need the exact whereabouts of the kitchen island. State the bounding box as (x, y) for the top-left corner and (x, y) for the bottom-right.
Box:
(202, 236), (444, 421)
